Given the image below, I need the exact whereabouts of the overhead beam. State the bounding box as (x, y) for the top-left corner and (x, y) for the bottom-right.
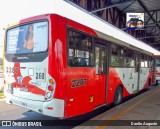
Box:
(143, 9), (160, 13)
(145, 22), (160, 26)
(137, 36), (160, 39)
(137, 0), (160, 35)
(145, 11), (156, 25)
(149, 42), (160, 45)
(121, 0), (136, 12)
(149, 27), (155, 35)
(157, 31), (160, 36)
(90, 0), (134, 13)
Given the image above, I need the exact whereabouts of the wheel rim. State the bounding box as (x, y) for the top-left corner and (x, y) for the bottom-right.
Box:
(115, 88), (122, 104)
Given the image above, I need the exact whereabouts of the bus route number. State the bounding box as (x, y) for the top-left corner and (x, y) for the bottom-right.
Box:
(35, 68), (45, 81)
(6, 67), (18, 73)
(72, 78), (87, 88)
(36, 73), (45, 80)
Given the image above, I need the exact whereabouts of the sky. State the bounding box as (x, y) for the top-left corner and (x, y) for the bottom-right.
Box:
(0, 0), (51, 30)
(0, 0), (56, 57)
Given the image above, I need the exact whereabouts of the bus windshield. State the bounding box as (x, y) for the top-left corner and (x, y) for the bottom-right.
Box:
(6, 21), (48, 54)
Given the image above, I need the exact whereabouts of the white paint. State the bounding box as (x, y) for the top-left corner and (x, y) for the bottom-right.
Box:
(115, 68), (149, 94)
(3, 57), (49, 101)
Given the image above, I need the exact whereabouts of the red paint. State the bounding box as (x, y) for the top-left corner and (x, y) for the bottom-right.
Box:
(47, 107), (53, 110)
(48, 85), (53, 91)
(67, 19), (97, 36)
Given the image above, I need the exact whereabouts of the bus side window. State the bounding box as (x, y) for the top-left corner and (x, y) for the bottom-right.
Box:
(125, 57), (130, 67)
(134, 54), (140, 72)
(124, 49), (134, 68)
(69, 58), (73, 66)
(80, 58), (87, 66)
(117, 47), (124, 67)
(141, 54), (145, 68)
(95, 46), (100, 74)
(111, 44), (118, 67)
(72, 57), (78, 66)
(68, 29), (93, 67)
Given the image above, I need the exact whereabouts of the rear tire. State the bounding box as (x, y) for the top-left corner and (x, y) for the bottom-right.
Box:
(113, 86), (123, 105)
(148, 79), (151, 87)
(156, 80), (159, 86)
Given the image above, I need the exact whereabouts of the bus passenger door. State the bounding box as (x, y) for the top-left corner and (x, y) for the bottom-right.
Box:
(95, 44), (108, 105)
(134, 54), (140, 91)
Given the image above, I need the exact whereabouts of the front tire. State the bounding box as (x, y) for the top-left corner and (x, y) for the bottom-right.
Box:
(113, 86), (123, 105)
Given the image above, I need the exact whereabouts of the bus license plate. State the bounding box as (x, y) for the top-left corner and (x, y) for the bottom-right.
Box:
(21, 102), (27, 107)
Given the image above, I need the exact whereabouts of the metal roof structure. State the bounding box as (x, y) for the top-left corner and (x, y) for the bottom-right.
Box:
(61, 0), (159, 55)
(17, 0), (159, 55)
(113, 0), (160, 50)
(68, 0), (160, 51)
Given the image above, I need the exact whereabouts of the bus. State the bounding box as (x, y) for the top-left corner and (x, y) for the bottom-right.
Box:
(3, 0), (160, 118)
(153, 55), (160, 85)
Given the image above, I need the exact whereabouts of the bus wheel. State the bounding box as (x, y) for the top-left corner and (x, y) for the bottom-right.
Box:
(156, 80), (159, 86)
(113, 86), (123, 105)
(147, 79), (151, 89)
(148, 79), (151, 87)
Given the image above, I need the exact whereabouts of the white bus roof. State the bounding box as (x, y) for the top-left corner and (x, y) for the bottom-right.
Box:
(48, 0), (160, 55)
(8, 0), (160, 55)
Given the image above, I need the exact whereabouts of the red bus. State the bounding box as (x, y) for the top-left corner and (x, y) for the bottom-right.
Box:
(152, 55), (160, 85)
(4, 0), (160, 118)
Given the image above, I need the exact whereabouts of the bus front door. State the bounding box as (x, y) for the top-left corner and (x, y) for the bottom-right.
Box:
(95, 43), (108, 106)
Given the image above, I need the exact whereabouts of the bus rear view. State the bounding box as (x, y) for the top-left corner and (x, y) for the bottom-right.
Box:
(4, 14), (65, 118)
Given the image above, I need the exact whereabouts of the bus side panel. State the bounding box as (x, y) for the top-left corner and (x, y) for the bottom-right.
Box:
(142, 77), (150, 90)
(139, 68), (150, 90)
(64, 68), (98, 118)
(64, 20), (100, 118)
(149, 70), (155, 85)
(107, 68), (131, 104)
(142, 71), (151, 89)
(49, 15), (68, 99)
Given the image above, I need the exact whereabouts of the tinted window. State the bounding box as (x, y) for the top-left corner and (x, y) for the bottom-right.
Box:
(68, 30), (93, 67)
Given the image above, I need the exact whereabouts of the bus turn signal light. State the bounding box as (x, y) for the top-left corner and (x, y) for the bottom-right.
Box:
(49, 79), (54, 84)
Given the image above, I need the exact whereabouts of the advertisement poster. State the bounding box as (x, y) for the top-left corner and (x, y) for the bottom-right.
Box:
(7, 21), (48, 54)
(126, 13), (144, 30)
